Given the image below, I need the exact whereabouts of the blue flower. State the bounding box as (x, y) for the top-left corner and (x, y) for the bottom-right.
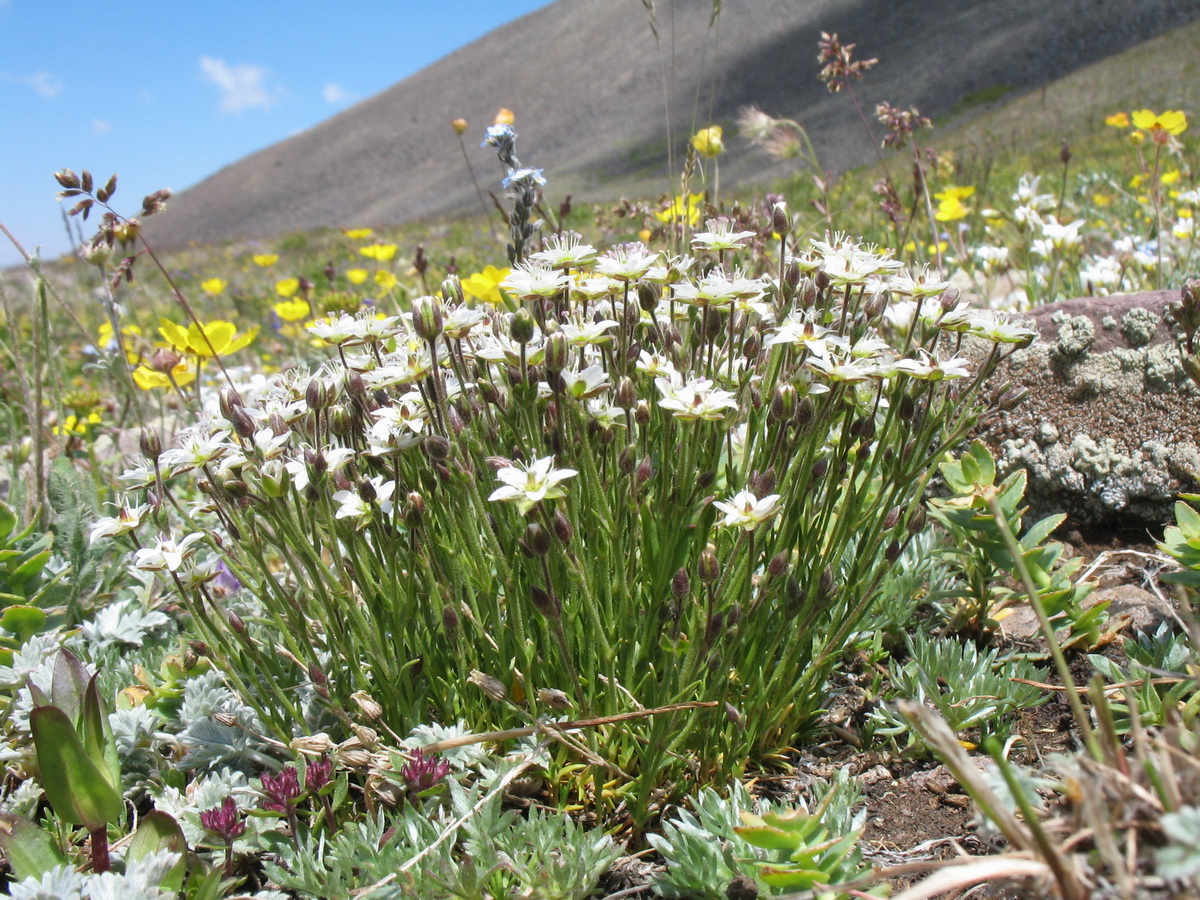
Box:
(503, 167), (546, 189)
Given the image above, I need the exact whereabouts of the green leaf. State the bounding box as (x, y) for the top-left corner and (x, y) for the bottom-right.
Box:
(1021, 514), (1066, 551)
(52, 648), (90, 724)
(29, 706), (124, 829)
(80, 675), (121, 791)
(0, 812), (68, 880)
(0, 606), (46, 643)
(757, 865), (827, 889)
(1176, 502), (1200, 539)
(127, 811), (187, 890)
(0, 502), (15, 544)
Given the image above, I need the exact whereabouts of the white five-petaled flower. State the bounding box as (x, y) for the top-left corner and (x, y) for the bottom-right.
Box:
(332, 477), (396, 525)
(691, 217), (757, 252)
(503, 263), (572, 299)
(133, 532), (206, 573)
(655, 377), (739, 421)
(713, 490), (782, 531)
(488, 455), (577, 514)
(530, 231), (597, 269)
(89, 503), (149, 544)
(594, 242), (659, 281)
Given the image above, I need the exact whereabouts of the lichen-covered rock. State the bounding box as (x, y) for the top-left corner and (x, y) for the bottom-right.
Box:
(976, 291), (1199, 527)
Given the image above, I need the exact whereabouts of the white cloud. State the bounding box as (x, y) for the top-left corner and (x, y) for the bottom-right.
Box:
(92, 119), (111, 135)
(322, 82), (357, 106)
(23, 71), (62, 99)
(199, 55), (277, 113)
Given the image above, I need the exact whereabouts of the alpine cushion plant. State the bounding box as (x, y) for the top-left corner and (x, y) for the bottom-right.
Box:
(118, 223), (1033, 822)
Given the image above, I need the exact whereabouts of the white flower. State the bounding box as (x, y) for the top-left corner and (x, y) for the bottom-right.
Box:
(713, 490), (782, 531)
(594, 243), (659, 281)
(159, 428), (232, 474)
(333, 477), (396, 525)
(89, 503), (149, 544)
(559, 318), (618, 346)
(561, 365), (610, 399)
(655, 377), (739, 421)
(488, 456), (577, 514)
(888, 266), (950, 298)
(133, 533), (205, 573)
(691, 217), (757, 252)
(530, 231), (596, 269)
(503, 263), (571, 298)
(307, 312), (362, 345)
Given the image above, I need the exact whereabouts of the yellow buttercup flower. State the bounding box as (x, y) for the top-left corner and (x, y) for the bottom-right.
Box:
(132, 362), (197, 390)
(346, 268), (369, 285)
(374, 270), (398, 290)
(52, 412), (102, 437)
(691, 125), (724, 158)
(1131, 109), (1187, 136)
(494, 108), (515, 125)
(275, 277), (301, 298)
(933, 185), (974, 222)
(158, 319), (257, 358)
(1093, 192), (1111, 207)
(200, 278), (227, 296)
(359, 243), (398, 262)
(1162, 169), (1181, 185)
(1129, 130), (1146, 145)
(252, 253), (279, 267)
(461, 265), (511, 306)
(273, 298), (311, 323)
(344, 228), (374, 240)
(655, 193), (705, 226)
(639, 228), (653, 244)
(1104, 111), (1130, 128)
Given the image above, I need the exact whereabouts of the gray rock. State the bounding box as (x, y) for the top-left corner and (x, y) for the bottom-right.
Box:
(976, 291), (1200, 528)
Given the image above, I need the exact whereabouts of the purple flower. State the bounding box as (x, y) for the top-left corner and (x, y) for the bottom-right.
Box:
(260, 766), (302, 813)
(401, 748), (451, 794)
(305, 755), (333, 793)
(199, 796), (246, 841)
(211, 560), (242, 597)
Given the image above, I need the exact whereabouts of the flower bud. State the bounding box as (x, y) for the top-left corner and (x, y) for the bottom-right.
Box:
(530, 584), (560, 618)
(635, 400), (651, 424)
(635, 456), (653, 487)
(229, 612), (246, 633)
(552, 508), (573, 543)
(811, 457), (829, 480)
(345, 370), (367, 398)
(510, 309), (536, 345)
(442, 604), (459, 634)
(425, 434), (451, 460)
(699, 546), (719, 584)
(768, 550), (789, 578)
(939, 288), (961, 312)
(637, 282), (659, 313)
(442, 273), (464, 306)
(705, 611), (724, 646)
(139, 426), (162, 461)
(452, 117), (468, 135)
(771, 201), (791, 237)
(616, 376), (636, 410)
(672, 567), (690, 598)
(884, 505), (902, 530)
(538, 688), (572, 710)
(229, 406), (256, 440)
(149, 346), (181, 374)
(412, 295), (444, 342)
(525, 522), (551, 556)
(261, 460), (290, 498)
(544, 331), (569, 375)
(907, 506), (927, 535)
(885, 539), (902, 563)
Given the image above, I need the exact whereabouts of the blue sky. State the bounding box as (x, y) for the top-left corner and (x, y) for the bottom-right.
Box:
(1, 1), (553, 267)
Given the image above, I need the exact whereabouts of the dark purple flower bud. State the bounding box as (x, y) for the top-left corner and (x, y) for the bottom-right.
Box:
(260, 766), (302, 813)
(200, 796), (246, 841)
(401, 748), (451, 793)
(305, 756), (333, 792)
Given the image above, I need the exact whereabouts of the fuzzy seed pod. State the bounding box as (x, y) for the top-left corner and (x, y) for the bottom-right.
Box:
(699, 547), (720, 584)
(672, 567), (690, 598)
(510, 309), (536, 345)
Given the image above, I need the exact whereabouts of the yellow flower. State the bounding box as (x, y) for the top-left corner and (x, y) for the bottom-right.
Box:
(1129, 130), (1146, 145)
(275, 277), (301, 298)
(1180, 208), (1194, 219)
(1162, 169), (1181, 185)
(132, 362), (196, 390)
(1093, 192), (1111, 207)
(1131, 109), (1187, 136)
(1104, 111), (1130, 128)
(158, 319), (258, 358)
(359, 243), (398, 261)
(638, 228), (653, 244)
(200, 278), (227, 296)
(252, 253), (279, 267)
(374, 270), (398, 290)
(273, 298), (311, 323)
(97, 322), (143, 362)
(494, 108), (515, 125)
(691, 125), (724, 158)
(52, 412), (101, 437)
(346, 268), (369, 285)
(451, 118), (468, 135)
(344, 228), (374, 240)
(655, 193), (705, 226)
(461, 265), (511, 306)
(934, 185), (974, 222)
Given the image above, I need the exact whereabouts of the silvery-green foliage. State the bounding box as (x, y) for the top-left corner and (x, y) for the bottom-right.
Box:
(176, 670), (275, 772)
(7, 637), (62, 735)
(857, 528), (957, 637)
(1158, 805), (1200, 882)
(488, 807), (622, 900)
(811, 766), (867, 836)
(109, 705), (175, 792)
(0, 776), (43, 817)
(154, 768), (263, 850)
(1088, 622), (1198, 728)
(8, 850), (179, 900)
(80, 599), (169, 650)
(0, 632), (61, 690)
(870, 634), (1047, 744)
(649, 781), (774, 899)
(974, 758), (1060, 840)
(264, 808), (453, 899)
